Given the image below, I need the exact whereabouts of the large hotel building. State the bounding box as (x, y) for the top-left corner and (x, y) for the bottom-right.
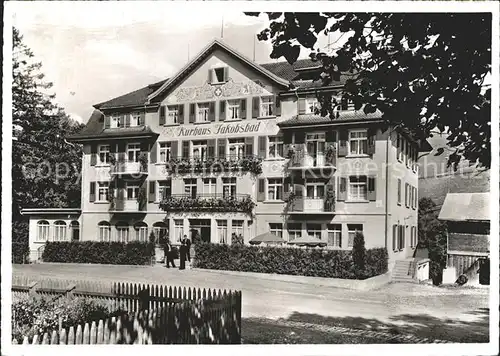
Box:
(23, 39), (426, 269)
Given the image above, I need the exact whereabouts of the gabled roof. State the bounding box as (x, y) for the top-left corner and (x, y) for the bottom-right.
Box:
(147, 39), (290, 103)
(95, 80), (168, 110)
(438, 193), (490, 222)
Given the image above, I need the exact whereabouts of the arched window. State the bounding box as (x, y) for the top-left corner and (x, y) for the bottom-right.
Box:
(152, 222), (169, 244)
(53, 221), (67, 241)
(134, 222), (148, 242)
(116, 221), (129, 243)
(70, 221), (80, 241)
(98, 221), (111, 242)
(37, 220), (50, 241)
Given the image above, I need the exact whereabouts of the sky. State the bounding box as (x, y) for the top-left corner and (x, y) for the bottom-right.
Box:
(12, 2), (333, 124)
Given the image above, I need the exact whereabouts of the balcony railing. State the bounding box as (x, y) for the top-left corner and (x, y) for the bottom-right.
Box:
(286, 195), (336, 214)
(287, 144), (336, 169)
(109, 188), (147, 212)
(110, 152), (148, 176)
(165, 155), (263, 175)
(158, 193), (255, 215)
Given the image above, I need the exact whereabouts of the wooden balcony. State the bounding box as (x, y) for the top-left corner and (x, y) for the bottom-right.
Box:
(287, 144), (336, 171)
(158, 193), (255, 215)
(286, 196), (336, 215)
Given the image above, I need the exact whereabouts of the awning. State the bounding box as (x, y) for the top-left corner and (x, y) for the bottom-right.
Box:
(287, 236), (327, 247)
(249, 232), (285, 245)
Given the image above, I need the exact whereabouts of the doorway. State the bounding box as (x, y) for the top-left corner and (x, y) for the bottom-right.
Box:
(189, 219), (211, 243)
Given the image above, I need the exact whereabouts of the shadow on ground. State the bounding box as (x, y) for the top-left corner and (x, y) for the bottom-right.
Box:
(242, 308), (489, 344)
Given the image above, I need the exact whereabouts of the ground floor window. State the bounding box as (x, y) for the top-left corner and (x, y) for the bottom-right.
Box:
(99, 221), (111, 242)
(217, 220), (228, 244)
(53, 220), (67, 241)
(232, 220), (244, 237)
(307, 224), (322, 240)
(134, 222), (148, 242)
(70, 221), (80, 241)
(327, 224), (342, 247)
(153, 222), (169, 243)
(174, 219), (184, 243)
(287, 223), (302, 241)
(269, 223), (283, 238)
(347, 224), (363, 248)
(393, 224), (405, 251)
(37, 220), (50, 241)
(116, 222), (129, 243)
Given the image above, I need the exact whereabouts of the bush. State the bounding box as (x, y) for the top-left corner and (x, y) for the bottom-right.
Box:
(42, 241), (155, 265)
(352, 231), (367, 279)
(193, 243), (388, 279)
(231, 233), (244, 245)
(456, 274), (468, 286)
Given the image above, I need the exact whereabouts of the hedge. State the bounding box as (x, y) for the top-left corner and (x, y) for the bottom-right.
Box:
(42, 241), (155, 265)
(193, 243), (388, 279)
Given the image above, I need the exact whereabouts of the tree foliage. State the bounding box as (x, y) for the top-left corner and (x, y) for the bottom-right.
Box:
(12, 27), (84, 262)
(247, 13), (491, 168)
(352, 231), (367, 279)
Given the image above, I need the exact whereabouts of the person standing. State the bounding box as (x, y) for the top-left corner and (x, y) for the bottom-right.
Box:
(185, 235), (192, 262)
(179, 239), (186, 270)
(164, 239), (176, 268)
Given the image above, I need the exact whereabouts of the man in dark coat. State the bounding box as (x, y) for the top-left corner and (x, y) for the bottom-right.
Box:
(185, 235), (192, 262)
(179, 239), (187, 270)
(164, 239), (176, 268)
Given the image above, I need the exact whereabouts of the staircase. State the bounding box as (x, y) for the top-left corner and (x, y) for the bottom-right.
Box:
(392, 258), (418, 283)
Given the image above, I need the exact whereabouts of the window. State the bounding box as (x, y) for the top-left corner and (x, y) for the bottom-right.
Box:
(397, 179), (402, 205)
(396, 225), (405, 250)
(349, 130), (368, 155)
(213, 67), (225, 83)
(410, 185), (414, 209)
(97, 182), (109, 202)
(135, 222), (148, 242)
(397, 134), (403, 162)
(158, 142), (171, 163)
(222, 177), (236, 198)
(287, 223), (302, 241)
(306, 178), (325, 199)
(98, 221), (111, 242)
(37, 220), (50, 241)
(116, 222), (129, 243)
(348, 176), (367, 201)
(99, 145), (110, 164)
(167, 105), (179, 124)
(227, 100), (241, 120)
(110, 115), (122, 128)
(158, 180), (171, 201)
(126, 183), (139, 200)
(131, 112), (142, 127)
(232, 220), (244, 238)
(174, 219), (183, 243)
(203, 178), (217, 195)
(307, 224), (322, 240)
(217, 220), (228, 244)
(348, 224), (363, 248)
(53, 221), (67, 241)
(306, 133), (326, 162)
(184, 178), (197, 198)
(153, 222), (169, 243)
(305, 96), (319, 114)
(267, 178), (283, 201)
(192, 140), (208, 160)
(405, 183), (409, 207)
(260, 96), (274, 117)
(269, 223), (283, 238)
(327, 224), (342, 247)
(413, 187), (418, 209)
(228, 138), (245, 159)
(268, 135), (284, 158)
(127, 143), (141, 162)
(197, 102), (210, 123)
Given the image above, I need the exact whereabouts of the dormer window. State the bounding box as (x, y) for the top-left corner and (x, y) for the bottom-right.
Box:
(210, 67), (228, 84)
(110, 115), (122, 128)
(305, 97), (320, 114)
(130, 112), (143, 126)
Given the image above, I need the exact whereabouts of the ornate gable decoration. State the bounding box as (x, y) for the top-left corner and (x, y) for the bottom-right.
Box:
(173, 79), (266, 103)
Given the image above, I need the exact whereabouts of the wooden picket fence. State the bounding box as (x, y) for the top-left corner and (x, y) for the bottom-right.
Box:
(12, 276), (242, 344)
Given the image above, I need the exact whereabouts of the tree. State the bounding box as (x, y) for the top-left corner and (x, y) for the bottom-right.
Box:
(246, 13), (491, 168)
(352, 231), (367, 279)
(12, 27), (84, 263)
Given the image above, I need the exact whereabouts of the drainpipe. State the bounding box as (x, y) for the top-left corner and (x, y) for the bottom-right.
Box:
(384, 129), (390, 251)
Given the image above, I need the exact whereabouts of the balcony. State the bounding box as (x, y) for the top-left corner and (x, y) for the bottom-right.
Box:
(287, 144), (336, 170)
(165, 155), (262, 175)
(110, 153), (148, 177)
(158, 193), (255, 215)
(109, 188), (147, 213)
(285, 195), (336, 215)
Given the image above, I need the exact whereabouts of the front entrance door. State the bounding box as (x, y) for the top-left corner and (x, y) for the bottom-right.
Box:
(201, 227), (211, 243)
(189, 219), (211, 243)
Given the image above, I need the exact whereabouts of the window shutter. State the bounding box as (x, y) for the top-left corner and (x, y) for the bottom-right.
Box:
(337, 177), (347, 201)
(159, 106), (166, 126)
(189, 103), (196, 123)
(283, 131), (293, 144)
(257, 178), (266, 202)
(367, 127), (376, 155)
(258, 136), (267, 158)
(240, 99), (247, 119)
(178, 104), (185, 124)
(125, 114), (131, 128)
(223, 67), (229, 82)
(338, 129), (348, 157)
(208, 69), (213, 84)
(405, 183), (409, 207)
(397, 179), (402, 204)
(367, 176), (376, 201)
(414, 187), (418, 209)
(252, 97), (260, 118)
(182, 141), (190, 159)
(117, 142), (126, 163)
(207, 139), (216, 159)
(150, 142), (157, 164)
(298, 98), (306, 114)
(283, 177), (291, 201)
(149, 181), (156, 203)
(219, 100), (226, 121)
(410, 185), (413, 209)
(245, 137), (254, 157)
(326, 128), (337, 143)
(171, 141), (178, 159)
(139, 112), (145, 126)
(89, 182), (96, 202)
(209, 102), (216, 122)
(90, 144), (97, 166)
(294, 131), (305, 144)
(274, 94), (281, 116)
(396, 134), (401, 161)
(104, 116), (110, 129)
(218, 138), (226, 158)
(393, 225), (398, 251)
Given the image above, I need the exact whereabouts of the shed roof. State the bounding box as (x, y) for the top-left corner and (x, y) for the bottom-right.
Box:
(438, 193), (490, 222)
